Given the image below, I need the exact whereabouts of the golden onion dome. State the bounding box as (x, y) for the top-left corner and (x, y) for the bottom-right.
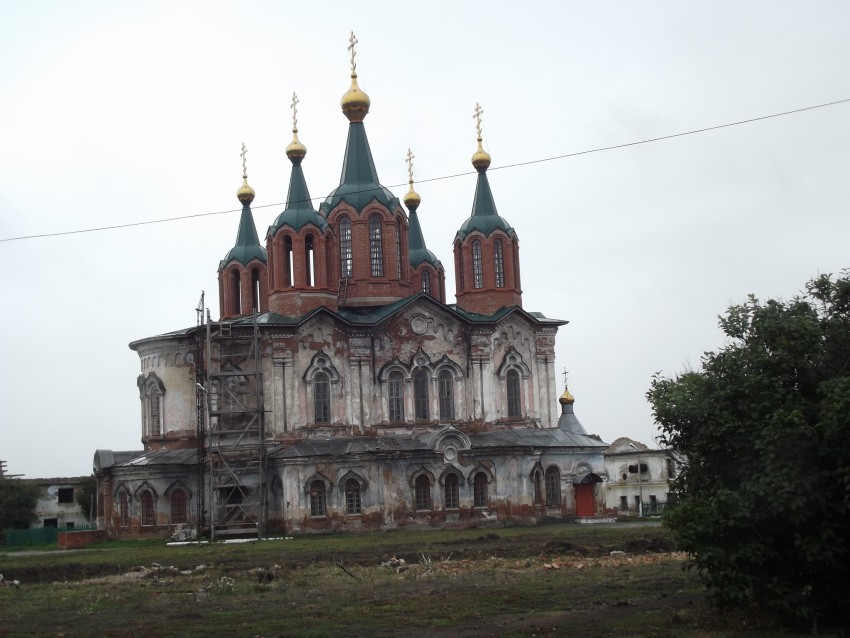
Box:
(341, 72), (371, 122)
(471, 136), (491, 172)
(403, 180), (421, 212)
(559, 387), (575, 405)
(236, 176), (255, 205)
(286, 127), (307, 162)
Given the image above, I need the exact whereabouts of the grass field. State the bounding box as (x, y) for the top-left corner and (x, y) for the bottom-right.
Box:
(0, 523), (806, 637)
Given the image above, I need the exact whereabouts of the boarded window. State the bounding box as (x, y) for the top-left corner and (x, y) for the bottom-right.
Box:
(506, 369), (521, 417)
(532, 469), (543, 505)
(545, 467), (561, 507)
(473, 472), (488, 508)
(171, 489), (187, 524)
(119, 492), (129, 527)
(413, 370), (429, 420)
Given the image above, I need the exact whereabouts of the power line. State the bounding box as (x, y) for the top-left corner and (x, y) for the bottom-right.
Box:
(2, 97), (848, 244)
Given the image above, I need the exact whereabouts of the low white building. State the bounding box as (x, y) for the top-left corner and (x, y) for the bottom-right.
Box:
(604, 438), (678, 516)
(25, 477), (92, 529)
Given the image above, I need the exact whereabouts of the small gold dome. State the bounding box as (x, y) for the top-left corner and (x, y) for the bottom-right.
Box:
(286, 127), (307, 162)
(471, 136), (491, 172)
(559, 387), (575, 405)
(403, 180), (421, 212)
(236, 176), (255, 204)
(341, 73), (371, 122)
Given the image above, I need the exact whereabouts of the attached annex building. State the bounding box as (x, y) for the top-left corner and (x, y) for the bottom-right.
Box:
(94, 51), (609, 538)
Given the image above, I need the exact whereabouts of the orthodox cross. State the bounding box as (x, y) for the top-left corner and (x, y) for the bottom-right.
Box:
(562, 368), (569, 387)
(473, 102), (484, 139)
(240, 143), (248, 178)
(406, 148), (415, 182)
(291, 92), (299, 131)
(348, 31), (358, 74)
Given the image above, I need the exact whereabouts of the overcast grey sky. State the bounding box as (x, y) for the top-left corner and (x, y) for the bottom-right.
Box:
(2, 1), (849, 478)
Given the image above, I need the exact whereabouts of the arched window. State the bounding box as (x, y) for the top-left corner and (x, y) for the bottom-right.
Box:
(494, 239), (505, 288)
(545, 467), (561, 507)
(396, 222), (402, 278)
(506, 369), (521, 417)
(421, 269), (431, 295)
(251, 267), (262, 311)
(472, 240), (483, 288)
(339, 217), (352, 278)
(388, 371), (404, 422)
(283, 236), (293, 287)
(171, 489), (187, 524)
(309, 480), (326, 517)
(119, 492), (129, 527)
(230, 269), (241, 314)
(438, 370), (454, 420)
(473, 472), (488, 508)
(140, 490), (155, 527)
(305, 234), (315, 287)
(532, 469), (543, 505)
(369, 215), (383, 277)
(345, 478), (361, 515)
(314, 371), (330, 424)
(413, 370), (429, 420)
(149, 385), (162, 436)
(414, 475), (431, 511)
(457, 242), (465, 290)
(444, 474), (459, 510)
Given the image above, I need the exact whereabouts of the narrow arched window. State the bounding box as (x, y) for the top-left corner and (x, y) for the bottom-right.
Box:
(414, 370), (429, 420)
(532, 469), (543, 505)
(305, 234), (315, 287)
(148, 385), (162, 436)
(388, 371), (404, 422)
(507, 369), (521, 417)
(314, 372), (330, 424)
(457, 243), (465, 290)
(545, 467), (561, 507)
(119, 492), (129, 527)
(310, 480), (326, 517)
(369, 215), (383, 277)
(494, 239), (505, 288)
(414, 475), (431, 511)
(396, 222), (402, 279)
(171, 489), (187, 524)
(283, 236), (293, 287)
(472, 240), (483, 288)
(438, 370), (454, 420)
(339, 217), (352, 278)
(345, 478), (362, 514)
(230, 269), (241, 314)
(473, 472), (488, 508)
(140, 490), (155, 527)
(251, 267), (262, 311)
(421, 270), (431, 295)
(444, 474), (459, 510)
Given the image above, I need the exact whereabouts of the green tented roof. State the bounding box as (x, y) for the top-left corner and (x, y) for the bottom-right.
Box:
(322, 122), (397, 213)
(220, 204), (267, 268)
(268, 162), (327, 235)
(456, 172), (514, 239)
(408, 209), (441, 268)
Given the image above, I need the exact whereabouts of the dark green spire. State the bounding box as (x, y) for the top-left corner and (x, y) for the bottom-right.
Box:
(269, 161), (327, 234)
(221, 204), (267, 268)
(456, 171), (514, 239)
(322, 122), (396, 213)
(408, 209), (440, 268)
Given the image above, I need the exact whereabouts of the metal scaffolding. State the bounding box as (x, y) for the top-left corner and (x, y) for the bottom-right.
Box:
(201, 306), (267, 539)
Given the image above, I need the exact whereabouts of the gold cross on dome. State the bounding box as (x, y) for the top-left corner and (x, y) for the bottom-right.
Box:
(240, 143), (248, 178)
(473, 102), (484, 139)
(348, 31), (358, 74)
(290, 92), (299, 131)
(406, 148), (415, 182)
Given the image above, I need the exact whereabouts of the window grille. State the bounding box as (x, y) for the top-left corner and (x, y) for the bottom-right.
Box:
(545, 467), (561, 507)
(472, 240), (483, 288)
(473, 472), (488, 507)
(339, 217), (352, 278)
(345, 479), (362, 514)
(171, 489), (187, 524)
(369, 216), (383, 277)
(141, 491), (154, 526)
(506, 369), (521, 417)
(414, 475), (431, 511)
(413, 370), (429, 420)
(314, 372), (330, 423)
(421, 270), (430, 295)
(310, 481), (326, 517)
(438, 370), (454, 420)
(494, 239), (505, 287)
(388, 371), (403, 422)
(444, 474), (459, 509)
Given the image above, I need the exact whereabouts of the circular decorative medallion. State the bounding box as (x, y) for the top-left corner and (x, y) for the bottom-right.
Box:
(411, 316), (428, 335)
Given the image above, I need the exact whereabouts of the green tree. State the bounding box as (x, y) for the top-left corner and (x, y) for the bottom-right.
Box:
(75, 475), (97, 522)
(648, 272), (850, 629)
(0, 480), (40, 530)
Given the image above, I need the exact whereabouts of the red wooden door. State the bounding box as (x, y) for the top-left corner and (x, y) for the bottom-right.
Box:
(574, 483), (595, 517)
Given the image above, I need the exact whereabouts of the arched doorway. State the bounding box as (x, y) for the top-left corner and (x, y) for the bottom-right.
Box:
(573, 471), (603, 517)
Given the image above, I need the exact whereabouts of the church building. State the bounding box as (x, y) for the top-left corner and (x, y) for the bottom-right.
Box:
(94, 37), (608, 538)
